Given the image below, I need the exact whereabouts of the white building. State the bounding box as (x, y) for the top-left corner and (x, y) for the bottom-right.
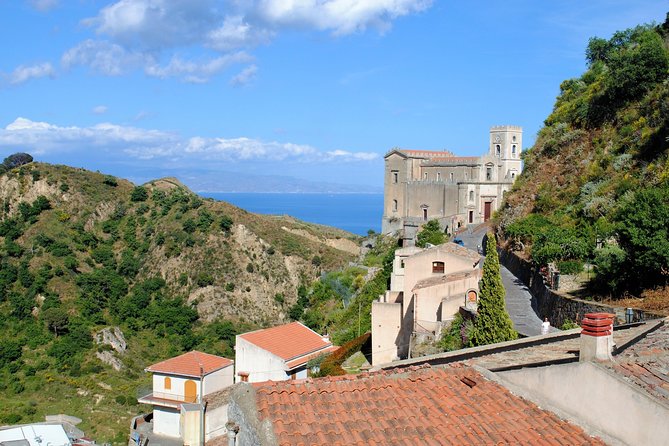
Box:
(0, 424), (71, 446)
(235, 322), (337, 383)
(372, 243), (482, 365)
(138, 350), (234, 443)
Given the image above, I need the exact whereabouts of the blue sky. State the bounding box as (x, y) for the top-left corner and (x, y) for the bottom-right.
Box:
(0, 1), (666, 192)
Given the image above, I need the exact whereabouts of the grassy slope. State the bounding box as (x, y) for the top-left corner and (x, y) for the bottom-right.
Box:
(497, 20), (669, 309)
(0, 162), (358, 441)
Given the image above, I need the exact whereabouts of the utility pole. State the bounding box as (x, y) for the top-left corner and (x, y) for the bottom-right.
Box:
(358, 301), (361, 337)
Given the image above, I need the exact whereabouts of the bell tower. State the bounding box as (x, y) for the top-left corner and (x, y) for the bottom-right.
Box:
(489, 126), (522, 181)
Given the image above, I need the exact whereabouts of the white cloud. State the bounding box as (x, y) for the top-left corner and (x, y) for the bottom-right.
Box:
(92, 105), (108, 115)
(61, 39), (144, 76)
(27, 0), (58, 12)
(51, 0), (432, 83)
(254, 0), (433, 35)
(144, 52), (253, 83)
(0, 117), (379, 163)
(206, 16), (274, 51)
(8, 63), (55, 85)
(229, 64), (257, 86)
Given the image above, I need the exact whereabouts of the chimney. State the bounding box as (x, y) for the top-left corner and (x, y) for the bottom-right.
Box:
(237, 371), (249, 383)
(579, 312), (615, 362)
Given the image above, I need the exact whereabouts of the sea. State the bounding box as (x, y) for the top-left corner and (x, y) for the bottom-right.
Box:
(198, 193), (384, 236)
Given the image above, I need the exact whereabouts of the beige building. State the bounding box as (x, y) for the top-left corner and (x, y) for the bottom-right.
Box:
(372, 243), (481, 365)
(382, 125), (523, 237)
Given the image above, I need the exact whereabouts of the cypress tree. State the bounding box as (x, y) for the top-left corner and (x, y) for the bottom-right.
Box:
(470, 233), (517, 346)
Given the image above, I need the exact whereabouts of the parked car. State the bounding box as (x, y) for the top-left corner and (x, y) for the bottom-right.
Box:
(452, 238), (464, 246)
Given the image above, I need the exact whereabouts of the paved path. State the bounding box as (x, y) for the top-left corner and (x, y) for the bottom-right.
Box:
(457, 225), (552, 337)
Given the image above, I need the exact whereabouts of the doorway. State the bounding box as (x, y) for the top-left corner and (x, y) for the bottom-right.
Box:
(484, 202), (492, 221)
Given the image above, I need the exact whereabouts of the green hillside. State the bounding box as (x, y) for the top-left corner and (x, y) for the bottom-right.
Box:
(0, 161), (359, 441)
(498, 17), (669, 309)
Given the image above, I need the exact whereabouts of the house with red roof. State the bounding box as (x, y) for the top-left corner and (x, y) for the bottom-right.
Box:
(235, 322), (337, 383)
(138, 350), (234, 442)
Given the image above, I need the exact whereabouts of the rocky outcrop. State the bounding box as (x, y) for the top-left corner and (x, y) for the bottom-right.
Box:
(95, 326), (127, 353)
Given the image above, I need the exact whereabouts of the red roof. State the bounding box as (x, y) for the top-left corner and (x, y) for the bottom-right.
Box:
(239, 322), (332, 361)
(147, 351), (233, 377)
(252, 365), (606, 446)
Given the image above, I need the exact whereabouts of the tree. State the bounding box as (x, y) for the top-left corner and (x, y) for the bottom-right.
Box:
(130, 186), (148, 202)
(41, 307), (70, 336)
(470, 234), (517, 346)
(416, 219), (445, 247)
(2, 153), (33, 169)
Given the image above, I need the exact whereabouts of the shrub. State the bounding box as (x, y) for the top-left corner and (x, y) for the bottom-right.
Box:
(416, 219), (445, 247)
(130, 186), (148, 202)
(103, 175), (118, 186)
(557, 260), (583, 275)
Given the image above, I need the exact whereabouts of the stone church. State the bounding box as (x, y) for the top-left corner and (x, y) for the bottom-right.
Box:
(382, 125), (523, 237)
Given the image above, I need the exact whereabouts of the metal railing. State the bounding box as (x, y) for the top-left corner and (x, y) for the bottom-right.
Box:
(138, 391), (198, 403)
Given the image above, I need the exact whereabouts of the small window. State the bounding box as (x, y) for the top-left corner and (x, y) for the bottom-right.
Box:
(468, 210), (474, 224)
(164, 377), (171, 390)
(486, 168), (492, 181)
(495, 145), (501, 157)
(393, 199), (398, 211)
(432, 261), (445, 274)
(392, 171), (398, 183)
(511, 172), (516, 179)
(437, 172), (441, 181)
(424, 172), (428, 180)
(449, 172), (454, 181)
(512, 135), (517, 142)
(423, 208), (428, 221)
(469, 190), (474, 202)
(512, 145), (516, 156)
(400, 260), (405, 268)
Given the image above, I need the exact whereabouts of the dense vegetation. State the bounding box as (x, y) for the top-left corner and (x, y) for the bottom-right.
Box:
(0, 161), (357, 441)
(498, 17), (669, 301)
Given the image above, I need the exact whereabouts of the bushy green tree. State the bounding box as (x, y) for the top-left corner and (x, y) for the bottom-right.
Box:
(130, 186), (148, 202)
(416, 219), (445, 247)
(470, 234), (517, 346)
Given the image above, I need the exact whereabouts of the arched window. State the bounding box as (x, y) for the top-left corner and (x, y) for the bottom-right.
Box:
(449, 172), (454, 182)
(469, 190), (474, 202)
(512, 145), (517, 156)
(495, 145), (501, 157)
(424, 172), (428, 180)
(432, 261), (445, 274)
(393, 199), (398, 211)
(164, 377), (171, 390)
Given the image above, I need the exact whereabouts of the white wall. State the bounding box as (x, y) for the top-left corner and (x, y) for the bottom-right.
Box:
(372, 301), (403, 366)
(235, 337), (288, 383)
(154, 407), (181, 437)
(203, 364), (234, 395)
(153, 373), (202, 402)
(498, 362), (669, 446)
(205, 405), (228, 441)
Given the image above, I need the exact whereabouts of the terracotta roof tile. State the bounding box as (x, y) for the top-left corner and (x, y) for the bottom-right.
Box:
(147, 350), (233, 377)
(239, 322), (333, 361)
(251, 365), (606, 446)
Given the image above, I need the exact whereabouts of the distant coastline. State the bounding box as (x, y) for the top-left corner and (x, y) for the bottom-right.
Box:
(199, 192), (383, 236)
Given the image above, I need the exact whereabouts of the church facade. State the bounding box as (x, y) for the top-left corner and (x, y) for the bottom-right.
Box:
(382, 125), (523, 236)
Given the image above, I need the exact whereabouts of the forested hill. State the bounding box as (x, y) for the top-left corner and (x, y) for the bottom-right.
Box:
(497, 17), (669, 306)
(0, 160), (358, 438)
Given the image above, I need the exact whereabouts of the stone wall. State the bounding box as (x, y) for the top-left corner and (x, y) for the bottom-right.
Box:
(498, 249), (664, 327)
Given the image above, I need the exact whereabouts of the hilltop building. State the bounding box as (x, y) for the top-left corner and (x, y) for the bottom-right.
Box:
(234, 322), (337, 383)
(372, 243), (481, 365)
(382, 125), (523, 238)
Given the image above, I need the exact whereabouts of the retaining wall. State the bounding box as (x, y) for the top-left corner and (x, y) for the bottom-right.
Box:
(498, 249), (664, 327)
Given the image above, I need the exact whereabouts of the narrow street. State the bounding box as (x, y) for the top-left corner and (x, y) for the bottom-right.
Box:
(457, 224), (551, 337)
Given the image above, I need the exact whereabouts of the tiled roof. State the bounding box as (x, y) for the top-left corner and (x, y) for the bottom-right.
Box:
(413, 270), (480, 291)
(253, 364), (606, 446)
(285, 345), (339, 370)
(413, 242), (481, 262)
(146, 351), (233, 377)
(612, 319), (669, 402)
(239, 322), (332, 361)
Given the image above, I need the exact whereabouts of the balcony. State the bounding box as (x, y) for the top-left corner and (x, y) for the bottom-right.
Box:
(137, 391), (198, 408)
